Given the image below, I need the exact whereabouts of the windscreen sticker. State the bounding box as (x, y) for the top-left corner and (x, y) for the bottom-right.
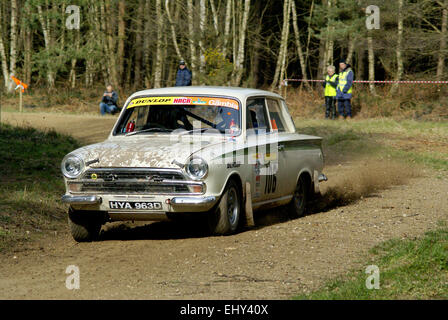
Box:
(127, 96), (239, 110)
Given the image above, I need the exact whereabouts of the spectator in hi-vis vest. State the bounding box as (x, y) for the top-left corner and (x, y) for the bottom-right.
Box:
(336, 59), (354, 119)
(323, 65), (338, 119)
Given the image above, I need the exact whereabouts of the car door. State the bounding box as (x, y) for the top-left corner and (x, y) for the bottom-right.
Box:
(265, 98), (296, 198)
(246, 97), (281, 202)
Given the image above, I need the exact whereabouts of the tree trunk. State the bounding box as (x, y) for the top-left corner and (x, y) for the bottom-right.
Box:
(324, 0), (334, 68)
(346, 36), (355, 65)
(367, 33), (376, 94)
(271, 0), (291, 90)
(249, 1), (267, 88)
(37, 4), (55, 88)
(143, 0), (151, 88)
(86, 0), (102, 87)
(104, 0), (118, 88)
(233, 0), (251, 86)
(209, 0), (219, 37)
(187, 0), (197, 80)
(223, 0), (232, 57)
(23, 28), (32, 85)
(250, 39), (261, 88)
(134, 0), (145, 89)
(326, 36), (334, 67)
(437, 0), (448, 80)
(8, 0), (18, 92)
(304, 0), (315, 80)
(165, 0), (184, 61)
(0, 2), (10, 91)
(279, 0), (292, 89)
(317, 37), (326, 79)
(232, 0), (237, 66)
(23, 1), (32, 86)
(69, 30), (80, 89)
(153, 0), (163, 88)
(356, 46), (364, 81)
(98, 0), (109, 85)
(291, 0), (310, 87)
(117, 0), (126, 85)
(198, 0), (207, 78)
(391, 0), (403, 94)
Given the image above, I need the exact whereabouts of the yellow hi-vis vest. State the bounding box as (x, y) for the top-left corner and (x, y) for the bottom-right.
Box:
(338, 69), (353, 94)
(325, 74), (338, 97)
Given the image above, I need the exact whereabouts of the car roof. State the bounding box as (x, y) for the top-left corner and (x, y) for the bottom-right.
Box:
(128, 86), (284, 104)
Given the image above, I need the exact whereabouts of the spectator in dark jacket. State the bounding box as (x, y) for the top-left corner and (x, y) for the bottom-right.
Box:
(336, 59), (354, 119)
(99, 85), (119, 116)
(175, 60), (192, 86)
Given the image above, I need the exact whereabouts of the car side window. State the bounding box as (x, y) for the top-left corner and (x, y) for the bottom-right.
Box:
(280, 100), (297, 132)
(266, 99), (289, 132)
(246, 98), (270, 135)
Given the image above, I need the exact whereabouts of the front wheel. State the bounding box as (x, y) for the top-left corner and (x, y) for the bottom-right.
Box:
(68, 208), (102, 242)
(208, 179), (242, 235)
(288, 176), (308, 219)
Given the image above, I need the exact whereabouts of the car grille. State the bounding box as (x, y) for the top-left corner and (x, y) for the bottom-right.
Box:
(81, 168), (185, 181)
(68, 168), (202, 195)
(78, 182), (191, 194)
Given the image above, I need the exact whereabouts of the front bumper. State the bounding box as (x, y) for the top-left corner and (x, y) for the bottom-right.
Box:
(61, 195), (102, 205)
(61, 194), (218, 215)
(170, 196), (216, 211)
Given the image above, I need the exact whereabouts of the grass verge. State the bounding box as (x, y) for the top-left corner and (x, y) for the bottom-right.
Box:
(295, 222), (448, 299)
(293, 119), (447, 299)
(0, 123), (80, 252)
(295, 118), (448, 173)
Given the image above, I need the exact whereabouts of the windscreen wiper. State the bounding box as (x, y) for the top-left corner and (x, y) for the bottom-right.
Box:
(125, 128), (173, 136)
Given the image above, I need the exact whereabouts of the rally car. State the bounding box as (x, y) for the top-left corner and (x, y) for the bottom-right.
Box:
(61, 86), (327, 241)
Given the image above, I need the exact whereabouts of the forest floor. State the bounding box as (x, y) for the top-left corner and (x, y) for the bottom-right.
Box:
(0, 111), (447, 299)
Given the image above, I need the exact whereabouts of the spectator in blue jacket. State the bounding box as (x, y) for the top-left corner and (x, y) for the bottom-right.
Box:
(336, 59), (354, 119)
(175, 60), (192, 86)
(99, 85), (119, 116)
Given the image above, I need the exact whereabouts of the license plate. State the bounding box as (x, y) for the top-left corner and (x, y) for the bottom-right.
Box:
(109, 201), (163, 210)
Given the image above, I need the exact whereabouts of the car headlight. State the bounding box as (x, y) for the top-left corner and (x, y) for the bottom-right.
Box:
(185, 157), (208, 180)
(61, 155), (85, 179)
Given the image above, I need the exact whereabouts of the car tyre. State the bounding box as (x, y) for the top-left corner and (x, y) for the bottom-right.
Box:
(288, 175), (308, 219)
(68, 208), (102, 242)
(208, 179), (241, 235)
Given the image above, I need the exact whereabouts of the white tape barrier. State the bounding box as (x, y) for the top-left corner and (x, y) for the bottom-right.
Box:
(283, 79), (448, 85)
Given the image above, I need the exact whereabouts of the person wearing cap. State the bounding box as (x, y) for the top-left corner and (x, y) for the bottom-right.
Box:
(336, 59), (354, 119)
(175, 60), (192, 86)
(323, 65), (338, 119)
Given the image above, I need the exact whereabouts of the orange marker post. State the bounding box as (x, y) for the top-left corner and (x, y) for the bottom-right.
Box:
(11, 75), (28, 113)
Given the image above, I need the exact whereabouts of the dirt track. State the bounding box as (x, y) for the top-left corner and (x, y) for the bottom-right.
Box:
(0, 111), (117, 144)
(0, 111), (447, 299)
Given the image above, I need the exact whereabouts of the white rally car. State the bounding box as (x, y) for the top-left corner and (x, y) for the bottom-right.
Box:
(61, 87), (327, 241)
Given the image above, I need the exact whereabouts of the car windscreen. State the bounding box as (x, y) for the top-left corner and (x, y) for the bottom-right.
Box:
(114, 96), (241, 136)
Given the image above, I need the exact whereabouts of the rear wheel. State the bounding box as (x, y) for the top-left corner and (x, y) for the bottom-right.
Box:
(208, 179), (242, 235)
(68, 208), (103, 242)
(288, 175), (308, 219)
